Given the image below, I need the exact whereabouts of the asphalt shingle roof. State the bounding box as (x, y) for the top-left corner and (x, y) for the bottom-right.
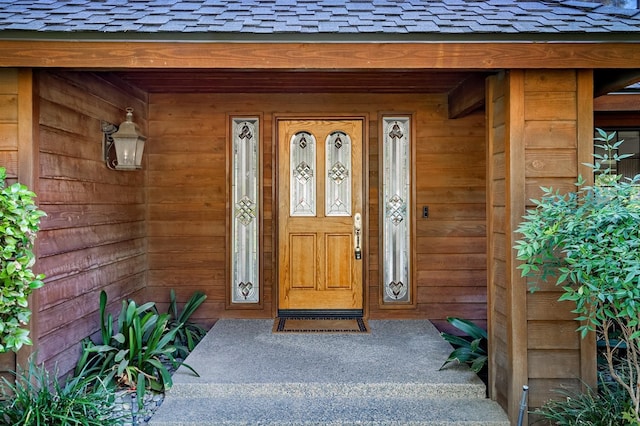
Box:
(0, 0), (639, 39)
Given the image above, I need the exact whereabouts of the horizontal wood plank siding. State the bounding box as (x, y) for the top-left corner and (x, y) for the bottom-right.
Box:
(522, 70), (593, 413)
(488, 70), (596, 422)
(0, 69), (18, 178)
(35, 70), (148, 377)
(147, 93), (486, 327)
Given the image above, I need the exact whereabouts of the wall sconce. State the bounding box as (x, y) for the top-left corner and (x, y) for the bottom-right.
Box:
(102, 107), (146, 170)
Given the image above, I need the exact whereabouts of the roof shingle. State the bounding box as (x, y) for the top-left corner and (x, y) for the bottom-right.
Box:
(0, 0), (638, 39)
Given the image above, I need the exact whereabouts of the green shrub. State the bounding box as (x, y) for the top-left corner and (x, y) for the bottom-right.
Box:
(439, 317), (488, 374)
(167, 289), (207, 360)
(0, 167), (46, 352)
(515, 129), (640, 422)
(533, 375), (635, 425)
(0, 357), (121, 425)
(75, 291), (198, 408)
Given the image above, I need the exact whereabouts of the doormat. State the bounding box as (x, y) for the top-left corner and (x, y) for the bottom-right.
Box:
(273, 317), (369, 333)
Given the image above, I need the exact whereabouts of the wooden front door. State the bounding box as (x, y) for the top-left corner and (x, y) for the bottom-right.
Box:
(278, 119), (364, 311)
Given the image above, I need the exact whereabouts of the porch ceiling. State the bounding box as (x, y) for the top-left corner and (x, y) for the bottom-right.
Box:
(114, 69), (484, 94)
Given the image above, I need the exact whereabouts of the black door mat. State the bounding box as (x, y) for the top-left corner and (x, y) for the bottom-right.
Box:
(273, 317), (369, 333)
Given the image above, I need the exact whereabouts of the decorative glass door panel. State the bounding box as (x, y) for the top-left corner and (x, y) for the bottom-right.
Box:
(382, 116), (412, 304)
(290, 131), (316, 216)
(278, 119), (363, 311)
(325, 131), (352, 216)
(230, 118), (259, 304)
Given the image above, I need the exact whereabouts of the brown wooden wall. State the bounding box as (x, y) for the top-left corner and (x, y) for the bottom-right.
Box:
(487, 70), (596, 423)
(146, 93), (486, 329)
(34, 70), (148, 377)
(0, 69), (18, 180)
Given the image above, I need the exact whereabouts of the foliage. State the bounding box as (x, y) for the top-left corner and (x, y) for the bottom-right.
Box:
(514, 129), (640, 421)
(0, 356), (121, 425)
(439, 317), (488, 374)
(75, 291), (199, 408)
(0, 167), (46, 353)
(532, 375), (636, 426)
(166, 289), (207, 360)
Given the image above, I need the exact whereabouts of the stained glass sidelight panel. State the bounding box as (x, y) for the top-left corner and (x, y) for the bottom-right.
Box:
(231, 118), (259, 304)
(382, 117), (411, 303)
(291, 131), (316, 216)
(326, 131), (352, 216)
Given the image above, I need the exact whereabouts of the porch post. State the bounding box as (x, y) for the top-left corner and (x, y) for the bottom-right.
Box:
(486, 69), (596, 424)
(16, 68), (40, 368)
(0, 68), (39, 370)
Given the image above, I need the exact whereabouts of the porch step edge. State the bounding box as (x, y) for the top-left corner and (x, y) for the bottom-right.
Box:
(149, 395), (509, 426)
(165, 382), (487, 400)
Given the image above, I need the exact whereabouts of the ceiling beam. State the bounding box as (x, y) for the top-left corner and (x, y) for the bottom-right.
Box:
(594, 93), (640, 111)
(594, 69), (640, 97)
(2, 41), (640, 69)
(447, 73), (488, 119)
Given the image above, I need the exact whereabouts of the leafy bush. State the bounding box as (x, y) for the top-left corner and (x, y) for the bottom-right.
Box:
(439, 317), (488, 374)
(0, 167), (46, 352)
(533, 375), (635, 425)
(515, 129), (640, 422)
(75, 291), (198, 408)
(167, 289), (207, 360)
(0, 357), (121, 425)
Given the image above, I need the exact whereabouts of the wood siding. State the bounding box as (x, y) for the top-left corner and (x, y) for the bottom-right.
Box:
(0, 69), (18, 179)
(6, 68), (602, 423)
(146, 93), (486, 328)
(34, 70), (148, 377)
(487, 70), (596, 422)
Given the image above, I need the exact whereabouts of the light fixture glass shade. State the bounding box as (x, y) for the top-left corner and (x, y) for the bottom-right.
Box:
(111, 108), (146, 170)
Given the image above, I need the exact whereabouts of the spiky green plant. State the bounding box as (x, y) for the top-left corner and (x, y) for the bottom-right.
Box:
(75, 291), (198, 408)
(0, 357), (121, 425)
(439, 317), (488, 374)
(167, 289), (207, 359)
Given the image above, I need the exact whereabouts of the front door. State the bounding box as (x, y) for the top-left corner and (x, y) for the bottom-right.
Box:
(278, 118), (364, 312)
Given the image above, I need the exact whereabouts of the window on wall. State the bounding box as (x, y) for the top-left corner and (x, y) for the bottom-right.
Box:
(596, 129), (640, 179)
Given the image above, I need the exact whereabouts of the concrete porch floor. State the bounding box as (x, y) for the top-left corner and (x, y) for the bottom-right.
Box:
(150, 319), (510, 425)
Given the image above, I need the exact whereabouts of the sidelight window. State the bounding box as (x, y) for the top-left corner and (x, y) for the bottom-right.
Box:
(231, 118), (259, 304)
(381, 116), (412, 304)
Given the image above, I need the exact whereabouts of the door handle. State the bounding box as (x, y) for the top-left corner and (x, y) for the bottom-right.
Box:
(354, 213), (362, 260)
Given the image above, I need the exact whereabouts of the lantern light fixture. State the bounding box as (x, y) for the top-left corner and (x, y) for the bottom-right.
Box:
(102, 107), (146, 171)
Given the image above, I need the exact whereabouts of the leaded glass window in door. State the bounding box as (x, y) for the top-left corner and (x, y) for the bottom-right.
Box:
(290, 131), (316, 216)
(326, 131), (352, 216)
(382, 117), (411, 303)
(231, 118), (259, 304)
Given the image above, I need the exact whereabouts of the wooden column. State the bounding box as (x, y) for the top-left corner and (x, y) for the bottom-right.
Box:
(487, 69), (596, 424)
(16, 69), (39, 368)
(0, 68), (39, 371)
(0, 68), (20, 378)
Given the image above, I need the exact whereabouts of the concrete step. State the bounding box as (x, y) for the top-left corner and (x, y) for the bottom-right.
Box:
(148, 320), (510, 425)
(150, 394), (510, 425)
(166, 381), (487, 400)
